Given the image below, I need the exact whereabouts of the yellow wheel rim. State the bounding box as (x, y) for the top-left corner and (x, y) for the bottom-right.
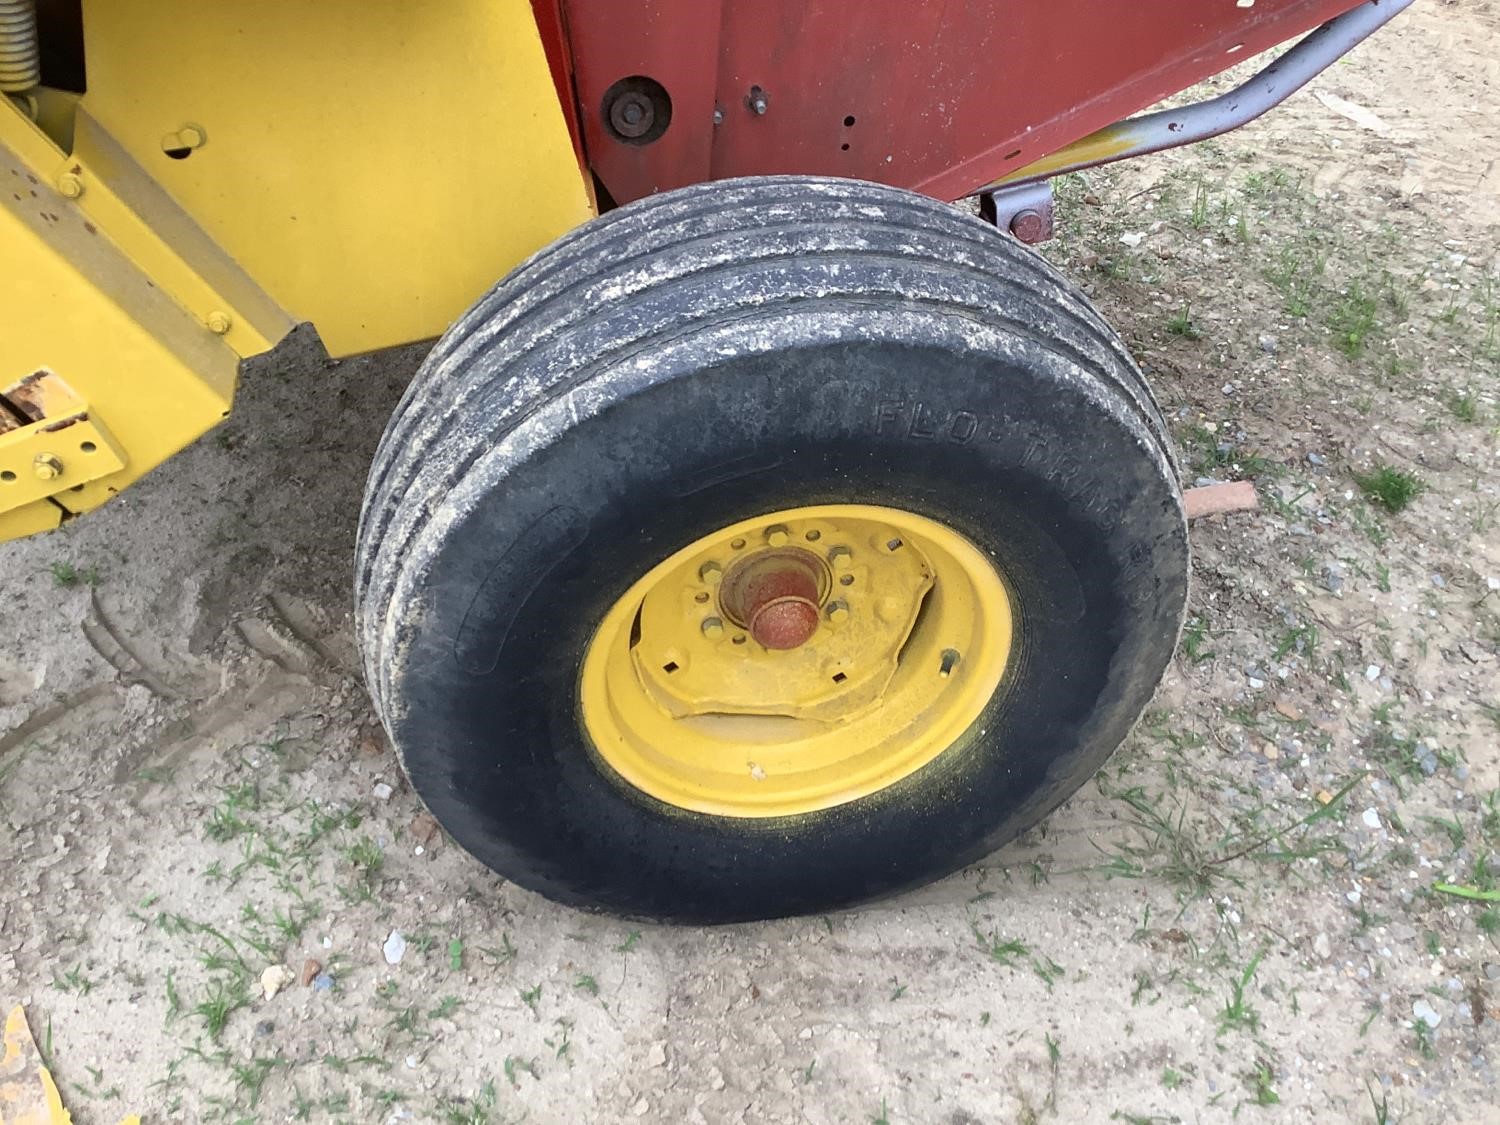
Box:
(579, 505), (1013, 818)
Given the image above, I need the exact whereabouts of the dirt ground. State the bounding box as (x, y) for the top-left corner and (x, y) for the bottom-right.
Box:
(3, 4), (1498, 1122)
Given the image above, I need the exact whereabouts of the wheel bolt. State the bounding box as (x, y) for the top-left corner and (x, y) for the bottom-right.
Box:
(826, 601), (849, 624)
(699, 561), (723, 584)
(766, 526), (789, 547)
(828, 546), (852, 570)
(702, 617), (724, 640)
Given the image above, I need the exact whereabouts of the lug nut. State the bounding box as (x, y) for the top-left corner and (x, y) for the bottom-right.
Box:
(828, 546), (852, 571)
(826, 601), (850, 625)
(699, 561), (723, 584)
(766, 526), (789, 547)
(57, 173), (83, 199)
(702, 617), (724, 640)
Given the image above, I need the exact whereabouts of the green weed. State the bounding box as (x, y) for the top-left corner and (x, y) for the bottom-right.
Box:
(1354, 464), (1423, 513)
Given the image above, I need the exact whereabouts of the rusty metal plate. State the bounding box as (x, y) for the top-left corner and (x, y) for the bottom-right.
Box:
(563, 0), (1364, 205)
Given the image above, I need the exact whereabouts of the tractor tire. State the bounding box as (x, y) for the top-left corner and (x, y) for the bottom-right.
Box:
(355, 175), (1187, 923)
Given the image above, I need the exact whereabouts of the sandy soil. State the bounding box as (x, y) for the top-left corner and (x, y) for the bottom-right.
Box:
(2, 3), (1497, 1122)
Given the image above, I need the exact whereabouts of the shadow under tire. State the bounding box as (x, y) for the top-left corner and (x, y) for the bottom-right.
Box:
(355, 175), (1188, 923)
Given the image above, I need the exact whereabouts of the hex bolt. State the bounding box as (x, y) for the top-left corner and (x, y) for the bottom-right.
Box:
(713, 105), (725, 126)
(765, 526), (790, 547)
(826, 601), (850, 624)
(56, 173), (83, 199)
(828, 546), (852, 571)
(747, 86), (769, 116)
(701, 617), (725, 640)
(32, 453), (63, 480)
(699, 561), (723, 585)
(206, 310), (233, 335)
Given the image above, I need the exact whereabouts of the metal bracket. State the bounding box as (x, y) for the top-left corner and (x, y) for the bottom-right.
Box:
(0, 370), (127, 511)
(979, 181), (1055, 244)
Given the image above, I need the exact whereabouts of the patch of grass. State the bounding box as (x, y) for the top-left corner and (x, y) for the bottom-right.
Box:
(520, 983), (542, 1015)
(1353, 464), (1423, 513)
(51, 965), (94, 995)
(194, 974), (250, 1039)
(1161, 1067), (1185, 1090)
(441, 1079), (499, 1125)
(1446, 388), (1481, 422)
(1093, 774), (1358, 898)
(1413, 1015), (1436, 1059)
(50, 562), (101, 588)
(1217, 947), (1267, 1037)
(1243, 1061), (1280, 1106)
(870, 1098), (892, 1125)
(1328, 282), (1380, 357)
(1167, 305), (1202, 341)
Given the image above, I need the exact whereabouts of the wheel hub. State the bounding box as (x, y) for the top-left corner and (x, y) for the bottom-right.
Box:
(630, 514), (936, 723)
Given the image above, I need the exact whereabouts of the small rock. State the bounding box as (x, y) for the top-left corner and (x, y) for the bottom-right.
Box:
(1248, 677), (1266, 690)
(1362, 808), (1382, 830)
(1274, 701), (1304, 721)
(1315, 789), (1335, 805)
(646, 1042), (668, 1068)
(372, 781), (394, 802)
(260, 964), (292, 1001)
(1323, 563), (1345, 594)
(300, 958), (322, 987)
(1413, 998), (1441, 1028)
(1120, 231), (1146, 248)
(1263, 743), (1280, 762)
(1430, 573), (1446, 589)
(312, 973), (335, 992)
(1415, 746), (1438, 776)
(1484, 963), (1499, 981)
(1083, 192), (1101, 206)
(1313, 933), (1332, 959)
(254, 1020), (275, 1038)
(383, 930), (407, 965)
(1259, 334), (1279, 354)
(632, 1098), (650, 1116)
(1306, 451), (1326, 466)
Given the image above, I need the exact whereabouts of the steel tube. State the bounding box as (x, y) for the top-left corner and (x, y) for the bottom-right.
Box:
(992, 0), (1416, 189)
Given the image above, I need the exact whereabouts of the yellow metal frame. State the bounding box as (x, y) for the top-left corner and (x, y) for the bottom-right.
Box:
(1, 2), (595, 542)
(580, 505), (1014, 819)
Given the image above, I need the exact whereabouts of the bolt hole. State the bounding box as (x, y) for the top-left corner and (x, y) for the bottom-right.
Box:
(1004, 148), (1022, 161)
(79, 440), (97, 453)
(731, 537), (746, 550)
(694, 591), (709, 603)
(732, 634), (747, 645)
(840, 143), (850, 152)
(162, 146), (193, 160)
(939, 649), (961, 677)
(805, 529), (821, 542)
(839, 574), (854, 586)
(886, 538), (904, 551)
(0, 470), (15, 482)
(843, 115), (856, 127)
(662, 661), (680, 674)
(831, 671), (848, 683)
